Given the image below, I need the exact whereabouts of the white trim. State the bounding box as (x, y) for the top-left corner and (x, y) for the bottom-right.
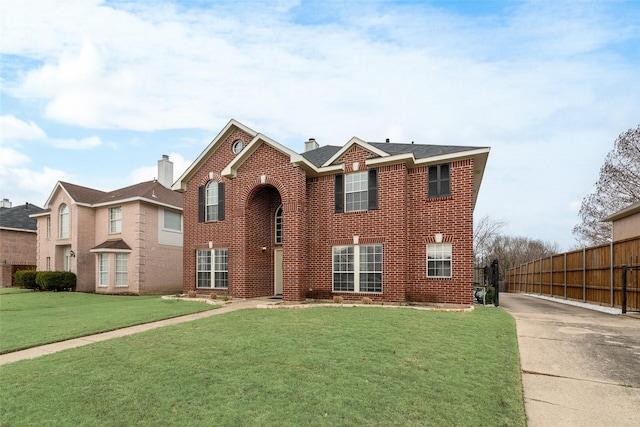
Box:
(322, 137), (388, 167)
(89, 248), (133, 253)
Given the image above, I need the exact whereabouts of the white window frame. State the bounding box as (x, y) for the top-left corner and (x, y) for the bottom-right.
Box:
(426, 243), (452, 278)
(59, 204), (69, 238)
(206, 181), (219, 222)
(98, 254), (108, 287)
(46, 217), (51, 239)
(274, 205), (283, 244)
(109, 207), (122, 234)
(197, 248), (228, 289)
(115, 253), (128, 287)
(332, 244), (383, 293)
(345, 171), (369, 212)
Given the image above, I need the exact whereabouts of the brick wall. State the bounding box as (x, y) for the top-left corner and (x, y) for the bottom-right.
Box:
(0, 229), (37, 286)
(182, 129), (477, 305)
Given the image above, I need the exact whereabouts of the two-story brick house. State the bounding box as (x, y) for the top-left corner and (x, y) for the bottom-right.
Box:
(31, 156), (184, 294)
(174, 120), (489, 305)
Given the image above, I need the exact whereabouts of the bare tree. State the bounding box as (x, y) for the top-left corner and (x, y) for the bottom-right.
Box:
(573, 125), (640, 246)
(473, 214), (507, 266)
(486, 235), (559, 280)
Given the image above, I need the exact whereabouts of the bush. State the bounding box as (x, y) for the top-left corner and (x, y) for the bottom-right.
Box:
(485, 286), (496, 305)
(14, 270), (39, 290)
(35, 271), (77, 292)
(333, 295), (344, 304)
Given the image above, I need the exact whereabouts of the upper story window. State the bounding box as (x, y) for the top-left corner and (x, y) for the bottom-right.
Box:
(334, 169), (378, 213)
(275, 205), (283, 244)
(163, 209), (182, 232)
(199, 181), (225, 223)
(109, 207), (122, 234)
(428, 163), (450, 198)
(232, 139), (244, 154)
(46, 217), (51, 239)
(59, 204), (69, 238)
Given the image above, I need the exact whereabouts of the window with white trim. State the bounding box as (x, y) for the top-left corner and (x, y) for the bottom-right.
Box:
(59, 204), (69, 238)
(206, 181), (219, 222)
(332, 244), (383, 293)
(109, 207), (122, 234)
(115, 253), (128, 287)
(98, 254), (108, 287)
(46, 217), (51, 239)
(275, 205), (283, 244)
(427, 243), (452, 277)
(345, 171), (369, 212)
(197, 248), (228, 289)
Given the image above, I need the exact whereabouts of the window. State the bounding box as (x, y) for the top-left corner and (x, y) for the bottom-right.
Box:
(46, 257), (51, 271)
(59, 204), (69, 238)
(197, 248), (228, 289)
(109, 207), (122, 233)
(163, 209), (182, 231)
(198, 181), (225, 222)
(98, 254), (108, 287)
(275, 205), (283, 244)
(232, 139), (244, 154)
(334, 169), (378, 213)
(332, 245), (383, 293)
(427, 243), (452, 277)
(428, 163), (450, 198)
(46, 217), (51, 239)
(115, 254), (128, 287)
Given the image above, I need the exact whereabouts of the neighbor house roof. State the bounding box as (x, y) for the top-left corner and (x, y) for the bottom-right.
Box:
(34, 180), (183, 217)
(0, 203), (44, 232)
(601, 201), (640, 222)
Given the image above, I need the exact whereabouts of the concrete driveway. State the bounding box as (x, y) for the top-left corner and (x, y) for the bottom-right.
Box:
(500, 293), (640, 427)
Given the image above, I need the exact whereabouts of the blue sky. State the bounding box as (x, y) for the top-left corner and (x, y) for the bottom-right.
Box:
(1, 0), (639, 251)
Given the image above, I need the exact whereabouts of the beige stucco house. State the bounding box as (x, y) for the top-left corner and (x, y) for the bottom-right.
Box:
(602, 201), (640, 241)
(31, 156), (183, 294)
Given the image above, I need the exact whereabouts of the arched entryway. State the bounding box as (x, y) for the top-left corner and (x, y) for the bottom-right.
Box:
(245, 185), (282, 297)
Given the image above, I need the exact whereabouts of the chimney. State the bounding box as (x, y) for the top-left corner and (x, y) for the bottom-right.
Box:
(305, 138), (319, 152)
(0, 198), (11, 208)
(157, 155), (174, 188)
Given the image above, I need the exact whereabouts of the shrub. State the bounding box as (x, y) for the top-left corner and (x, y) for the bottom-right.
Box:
(209, 292), (217, 300)
(36, 271), (76, 292)
(485, 287), (496, 305)
(187, 290), (197, 298)
(361, 297), (373, 304)
(333, 295), (344, 304)
(14, 270), (39, 290)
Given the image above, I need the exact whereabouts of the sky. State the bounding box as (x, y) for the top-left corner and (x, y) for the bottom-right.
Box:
(1, 0), (639, 252)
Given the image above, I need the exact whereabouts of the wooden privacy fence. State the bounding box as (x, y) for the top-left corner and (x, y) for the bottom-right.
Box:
(505, 236), (640, 313)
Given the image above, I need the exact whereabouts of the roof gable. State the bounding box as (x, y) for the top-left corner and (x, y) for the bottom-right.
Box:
(173, 119), (258, 191)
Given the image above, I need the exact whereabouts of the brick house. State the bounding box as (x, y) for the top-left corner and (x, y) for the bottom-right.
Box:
(31, 156), (184, 294)
(0, 199), (44, 286)
(174, 120), (489, 305)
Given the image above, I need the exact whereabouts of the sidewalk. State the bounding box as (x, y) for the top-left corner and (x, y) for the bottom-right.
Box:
(0, 297), (277, 366)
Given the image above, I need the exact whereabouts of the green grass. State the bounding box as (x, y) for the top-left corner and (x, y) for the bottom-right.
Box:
(0, 290), (216, 353)
(0, 306), (526, 426)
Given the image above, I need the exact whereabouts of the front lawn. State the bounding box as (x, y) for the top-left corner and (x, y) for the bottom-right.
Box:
(0, 306), (526, 426)
(0, 289), (216, 353)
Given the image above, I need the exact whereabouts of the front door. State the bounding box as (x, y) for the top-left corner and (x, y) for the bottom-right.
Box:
(274, 249), (283, 295)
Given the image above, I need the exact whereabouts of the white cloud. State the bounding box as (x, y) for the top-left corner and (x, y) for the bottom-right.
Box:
(0, 115), (46, 142)
(51, 136), (102, 150)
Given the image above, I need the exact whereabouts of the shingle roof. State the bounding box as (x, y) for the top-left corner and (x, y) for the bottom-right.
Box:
(57, 180), (182, 209)
(300, 142), (487, 167)
(91, 239), (132, 251)
(0, 203), (45, 231)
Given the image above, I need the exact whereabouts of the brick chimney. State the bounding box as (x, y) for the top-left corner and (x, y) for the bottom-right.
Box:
(305, 138), (319, 152)
(157, 155), (174, 188)
(0, 198), (11, 208)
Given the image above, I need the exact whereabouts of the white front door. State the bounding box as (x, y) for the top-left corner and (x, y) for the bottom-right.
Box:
(274, 249), (283, 295)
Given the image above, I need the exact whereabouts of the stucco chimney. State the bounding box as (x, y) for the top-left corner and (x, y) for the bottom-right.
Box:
(0, 198), (11, 208)
(157, 155), (174, 188)
(305, 138), (319, 152)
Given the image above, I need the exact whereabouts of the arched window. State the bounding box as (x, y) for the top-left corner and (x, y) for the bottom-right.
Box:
(206, 181), (219, 222)
(59, 204), (69, 238)
(275, 205), (283, 244)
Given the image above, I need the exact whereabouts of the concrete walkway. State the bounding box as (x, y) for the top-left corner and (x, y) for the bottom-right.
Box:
(0, 297), (278, 366)
(500, 293), (640, 427)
